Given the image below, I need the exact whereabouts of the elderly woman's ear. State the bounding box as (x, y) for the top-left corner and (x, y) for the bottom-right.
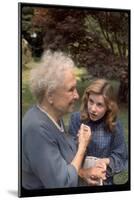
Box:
(46, 92), (54, 105)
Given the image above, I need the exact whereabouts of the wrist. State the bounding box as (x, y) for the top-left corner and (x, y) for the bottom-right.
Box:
(79, 168), (85, 178)
(78, 145), (87, 155)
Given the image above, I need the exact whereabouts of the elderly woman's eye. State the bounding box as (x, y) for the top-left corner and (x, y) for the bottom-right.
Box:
(69, 87), (75, 92)
(69, 88), (73, 92)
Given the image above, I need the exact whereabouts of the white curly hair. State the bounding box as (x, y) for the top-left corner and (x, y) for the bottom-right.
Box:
(29, 50), (76, 103)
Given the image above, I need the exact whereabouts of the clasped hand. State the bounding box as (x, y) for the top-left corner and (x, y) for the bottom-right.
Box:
(79, 161), (107, 185)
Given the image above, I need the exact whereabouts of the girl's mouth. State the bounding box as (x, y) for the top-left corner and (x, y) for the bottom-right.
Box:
(90, 113), (97, 118)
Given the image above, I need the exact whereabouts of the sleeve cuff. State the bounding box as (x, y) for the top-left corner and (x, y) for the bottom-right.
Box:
(68, 164), (78, 187)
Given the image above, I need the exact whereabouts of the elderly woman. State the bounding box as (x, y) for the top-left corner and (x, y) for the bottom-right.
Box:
(22, 51), (106, 189)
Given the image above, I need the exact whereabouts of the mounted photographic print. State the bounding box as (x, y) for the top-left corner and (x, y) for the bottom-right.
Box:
(18, 2), (130, 197)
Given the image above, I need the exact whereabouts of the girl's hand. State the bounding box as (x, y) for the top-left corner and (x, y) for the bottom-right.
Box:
(96, 158), (110, 168)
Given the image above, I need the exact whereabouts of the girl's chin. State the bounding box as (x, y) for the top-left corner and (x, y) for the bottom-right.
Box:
(90, 115), (97, 121)
(89, 114), (99, 121)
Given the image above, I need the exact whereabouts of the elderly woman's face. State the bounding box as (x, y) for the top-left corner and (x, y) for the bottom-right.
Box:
(51, 69), (79, 115)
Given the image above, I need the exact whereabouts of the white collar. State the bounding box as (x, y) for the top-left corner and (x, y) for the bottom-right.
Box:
(37, 105), (64, 132)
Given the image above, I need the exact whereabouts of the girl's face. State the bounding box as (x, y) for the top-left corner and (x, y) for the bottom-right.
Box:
(87, 93), (107, 121)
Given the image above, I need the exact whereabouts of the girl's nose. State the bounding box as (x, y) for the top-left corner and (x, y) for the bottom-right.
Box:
(91, 104), (97, 112)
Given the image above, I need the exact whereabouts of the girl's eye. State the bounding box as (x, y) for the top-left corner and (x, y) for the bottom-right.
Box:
(89, 99), (93, 104)
(97, 103), (103, 108)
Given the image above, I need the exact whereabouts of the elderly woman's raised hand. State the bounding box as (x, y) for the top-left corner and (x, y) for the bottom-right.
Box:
(71, 124), (92, 173)
(77, 124), (91, 152)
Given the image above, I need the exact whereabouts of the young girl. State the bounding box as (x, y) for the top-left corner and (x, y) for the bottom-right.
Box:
(69, 79), (128, 185)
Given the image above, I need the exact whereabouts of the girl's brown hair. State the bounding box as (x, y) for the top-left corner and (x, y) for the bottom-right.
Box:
(80, 79), (119, 132)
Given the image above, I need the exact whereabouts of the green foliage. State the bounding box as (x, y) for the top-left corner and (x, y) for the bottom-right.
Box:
(114, 170), (128, 185)
(85, 15), (108, 48)
(22, 38), (32, 68)
(21, 6), (129, 99)
(21, 6), (129, 61)
(22, 6), (34, 35)
(22, 83), (35, 116)
(22, 68), (35, 115)
(74, 67), (88, 81)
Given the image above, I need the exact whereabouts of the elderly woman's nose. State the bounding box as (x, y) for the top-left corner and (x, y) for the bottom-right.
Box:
(74, 89), (79, 99)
